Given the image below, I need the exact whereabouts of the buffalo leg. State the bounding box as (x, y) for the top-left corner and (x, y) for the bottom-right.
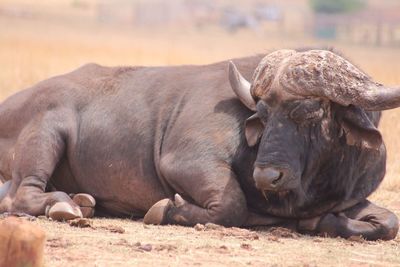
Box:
(145, 156), (247, 226)
(0, 116), (82, 220)
(315, 200), (399, 240)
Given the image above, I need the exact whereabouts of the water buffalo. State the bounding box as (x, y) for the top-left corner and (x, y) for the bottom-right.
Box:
(0, 48), (398, 240)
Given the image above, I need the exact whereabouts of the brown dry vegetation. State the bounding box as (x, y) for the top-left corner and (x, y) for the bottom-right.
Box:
(1, 14), (400, 267)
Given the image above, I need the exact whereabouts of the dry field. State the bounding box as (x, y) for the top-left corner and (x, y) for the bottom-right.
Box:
(1, 14), (400, 267)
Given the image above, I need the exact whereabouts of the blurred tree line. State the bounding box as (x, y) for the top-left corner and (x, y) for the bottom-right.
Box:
(310, 0), (366, 14)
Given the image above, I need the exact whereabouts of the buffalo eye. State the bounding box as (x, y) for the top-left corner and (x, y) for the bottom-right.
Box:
(256, 101), (269, 123)
(289, 100), (324, 123)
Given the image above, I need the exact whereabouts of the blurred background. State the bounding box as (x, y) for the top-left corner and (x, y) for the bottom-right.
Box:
(0, 0), (399, 201)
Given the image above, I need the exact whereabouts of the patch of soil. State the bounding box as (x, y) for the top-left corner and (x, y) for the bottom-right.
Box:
(32, 207), (400, 267)
(47, 237), (72, 248)
(154, 244), (178, 252)
(194, 223), (260, 240)
(96, 224), (125, 233)
(267, 227), (301, 239)
(347, 235), (366, 243)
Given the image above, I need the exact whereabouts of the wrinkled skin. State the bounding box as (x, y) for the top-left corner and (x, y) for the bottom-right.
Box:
(0, 48), (398, 240)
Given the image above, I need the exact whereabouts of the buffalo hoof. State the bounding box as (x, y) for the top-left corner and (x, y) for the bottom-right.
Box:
(143, 198), (173, 225)
(46, 202), (83, 221)
(72, 193), (96, 218)
(173, 193), (187, 207)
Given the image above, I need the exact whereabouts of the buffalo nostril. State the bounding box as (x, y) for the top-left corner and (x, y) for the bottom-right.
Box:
(263, 168), (281, 182)
(271, 172), (283, 186)
(253, 167), (284, 189)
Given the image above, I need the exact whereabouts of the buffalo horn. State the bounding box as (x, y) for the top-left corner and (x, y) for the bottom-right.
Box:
(352, 83), (400, 111)
(228, 61), (257, 111)
(279, 50), (400, 111)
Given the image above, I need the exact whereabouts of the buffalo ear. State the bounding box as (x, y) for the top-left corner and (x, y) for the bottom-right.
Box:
(245, 113), (264, 147)
(339, 105), (382, 150)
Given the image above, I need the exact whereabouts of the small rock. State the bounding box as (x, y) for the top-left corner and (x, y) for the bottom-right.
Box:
(138, 244), (152, 252)
(348, 235), (365, 243)
(240, 243), (252, 250)
(217, 245), (229, 254)
(194, 223), (205, 231)
(108, 225), (125, 234)
(68, 218), (92, 228)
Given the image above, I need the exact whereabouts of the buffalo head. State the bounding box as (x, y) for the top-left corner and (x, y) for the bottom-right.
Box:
(229, 49), (400, 200)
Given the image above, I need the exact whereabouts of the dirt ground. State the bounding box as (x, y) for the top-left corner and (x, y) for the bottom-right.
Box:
(24, 197), (399, 267)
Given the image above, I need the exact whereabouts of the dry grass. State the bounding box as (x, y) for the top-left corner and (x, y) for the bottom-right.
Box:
(1, 15), (400, 266)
